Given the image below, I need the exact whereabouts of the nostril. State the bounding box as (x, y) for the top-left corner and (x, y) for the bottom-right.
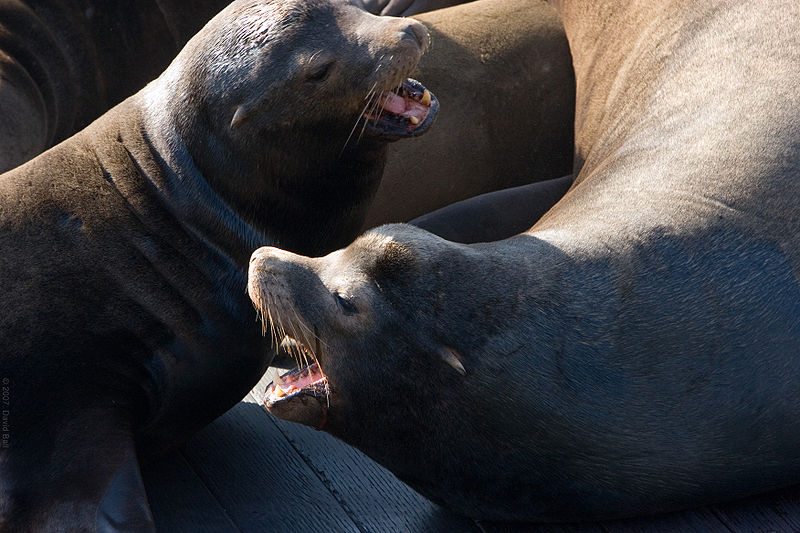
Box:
(403, 21), (429, 51)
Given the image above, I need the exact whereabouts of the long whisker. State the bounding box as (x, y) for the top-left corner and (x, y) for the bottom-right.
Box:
(288, 307), (316, 373)
(315, 326), (330, 407)
(288, 304), (316, 340)
(342, 85), (380, 153)
(351, 56), (390, 146)
(359, 90), (384, 141)
(254, 272), (330, 376)
(285, 309), (308, 369)
(265, 274), (285, 349)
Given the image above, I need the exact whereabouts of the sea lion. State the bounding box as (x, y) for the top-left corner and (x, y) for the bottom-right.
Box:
(361, 0), (473, 16)
(0, 0), (437, 530)
(410, 174), (573, 243)
(249, 0), (800, 522)
(362, 0), (574, 229)
(0, 0), (234, 173)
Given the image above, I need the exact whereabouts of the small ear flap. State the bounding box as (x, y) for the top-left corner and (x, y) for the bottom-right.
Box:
(230, 104), (249, 129)
(440, 346), (466, 376)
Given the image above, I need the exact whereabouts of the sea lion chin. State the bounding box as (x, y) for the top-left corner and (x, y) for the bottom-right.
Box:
(264, 364), (330, 429)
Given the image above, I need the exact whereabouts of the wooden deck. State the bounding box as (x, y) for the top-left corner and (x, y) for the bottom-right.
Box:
(143, 360), (800, 533)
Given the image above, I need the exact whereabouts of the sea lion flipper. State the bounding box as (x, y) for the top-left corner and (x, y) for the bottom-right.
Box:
(97, 455), (155, 533)
(230, 104), (249, 129)
(411, 175), (574, 244)
(439, 346), (466, 376)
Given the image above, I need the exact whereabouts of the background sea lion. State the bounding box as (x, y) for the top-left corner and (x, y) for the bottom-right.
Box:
(249, 0), (800, 523)
(409, 174), (573, 243)
(361, 0), (473, 16)
(362, 0), (574, 229)
(0, 0), (234, 173)
(0, 0), (437, 530)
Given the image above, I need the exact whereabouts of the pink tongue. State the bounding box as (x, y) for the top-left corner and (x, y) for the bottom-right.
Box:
(403, 100), (429, 124)
(379, 91), (406, 114)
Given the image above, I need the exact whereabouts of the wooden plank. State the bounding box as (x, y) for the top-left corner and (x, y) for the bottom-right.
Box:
(478, 519), (604, 533)
(477, 485), (800, 533)
(180, 391), (361, 533)
(712, 485), (800, 533)
(266, 413), (482, 533)
(143, 451), (240, 532)
(601, 508), (732, 533)
(251, 368), (482, 533)
(145, 359), (800, 533)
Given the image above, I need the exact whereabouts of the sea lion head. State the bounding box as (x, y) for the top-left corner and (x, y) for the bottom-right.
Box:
(157, 0), (437, 139)
(248, 224), (559, 517)
(249, 221), (508, 445)
(247, 223), (470, 426)
(142, 0), (439, 255)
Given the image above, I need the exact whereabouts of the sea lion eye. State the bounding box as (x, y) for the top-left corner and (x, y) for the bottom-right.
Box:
(334, 292), (358, 314)
(306, 62), (333, 83)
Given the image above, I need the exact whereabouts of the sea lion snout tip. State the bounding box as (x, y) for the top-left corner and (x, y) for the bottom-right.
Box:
(249, 246), (271, 264)
(248, 247), (283, 278)
(399, 19), (430, 53)
(248, 246), (309, 278)
(249, 245), (288, 263)
(398, 18), (431, 54)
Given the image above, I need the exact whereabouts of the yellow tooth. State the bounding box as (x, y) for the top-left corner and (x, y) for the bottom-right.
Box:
(420, 89), (431, 106)
(274, 385), (286, 397)
(409, 116), (420, 125)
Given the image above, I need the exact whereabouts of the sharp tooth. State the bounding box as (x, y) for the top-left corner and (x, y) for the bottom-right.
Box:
(274, 385), (286, 398)
(420, 89), (431, 106)
(409, 116), (420, 125)
(271, 367), (285, 386)
(280, 336), (299, 352)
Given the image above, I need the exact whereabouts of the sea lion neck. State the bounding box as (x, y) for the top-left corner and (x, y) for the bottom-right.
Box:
(550, 1), (687, 177)
(134, 92), (272, 268)
(187, 113), (390, 258)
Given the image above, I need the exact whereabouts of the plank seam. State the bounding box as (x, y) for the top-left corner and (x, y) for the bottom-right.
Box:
(710, 505), (784, 533)
(248, 391), (369, 533)
(178, 448), (245, 533)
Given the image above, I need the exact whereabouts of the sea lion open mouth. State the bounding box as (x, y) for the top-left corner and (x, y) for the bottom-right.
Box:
(264, 336), (330, 430)
(362, 78), (439, 139)
(266, 344), (328, 402)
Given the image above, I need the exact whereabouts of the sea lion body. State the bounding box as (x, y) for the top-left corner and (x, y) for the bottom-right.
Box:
(0, 0), (436, 530)
(249, 0), (800, 522)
